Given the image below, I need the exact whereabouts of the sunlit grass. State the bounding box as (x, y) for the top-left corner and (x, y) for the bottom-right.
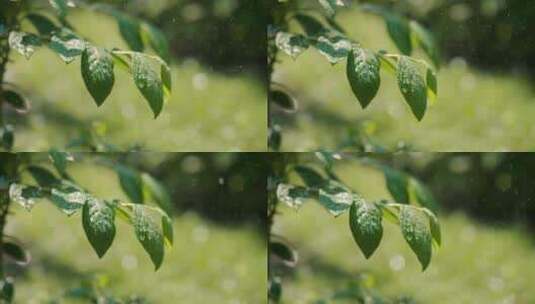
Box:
(273, 10), (535, 151)
(5, 11), (266, 151)
(6, 162), (266, 303)
(273, 162), (535, 303)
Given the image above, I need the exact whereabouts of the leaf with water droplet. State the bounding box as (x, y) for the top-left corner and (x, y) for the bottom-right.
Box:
(133, 205), (164, 270)
(349, 197), (383, 258)
(400, 205), (432, 270)
(313, 32), (352, 64)
(276, 183), (310, 209)
(48, 31), (85, 63)
(275, 31), (309, 59)
(346, 47), (381, 108)
(8, 31), (41, 59)
(397, 56), (427, 121)
(81, 45), (115, 106)
(82, 198), (116, 258)
(132, 53), (164, 118)
(9, 183), (42, 211)
(422, 208), (441, 247)
(49, 187), (88, 215)
(317, 184), (353, 216)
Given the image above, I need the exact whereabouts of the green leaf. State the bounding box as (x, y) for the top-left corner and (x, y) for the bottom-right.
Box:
(270, 240), (298, 266)
(81, 46), (115, 106)
(161, 63), (172, 104)
(410, 21), (440, 68)
(9, 183), (43, 210)
(82, 198), (116, 258)
(269, 125), (281, 151)
(8, 31), (41, 59)
(161, 215), (173, 246)
(0, 278), (14, 303)
(384, 168), (409, 205)
(49, 0), (69, 18)
(115, 165), (144, 205)
(117, 14), (144, 52)
(409, 177), (438, 211)
(400, 206), (432, 270)
(384, 13), (412, 55)
(269, 277), (282, 302)
(3, 241), (30, 265)
(27, 166), (59, 187)
(293, 165), (324, 187)
(318, 0), (346, 17)
(132, 53), (164, 118)
(294, 14), (325, 37)
(49, 149), (73, 176)
(397, 56), (427, 121)
(26, 13), (57, 35)
(426, 68), (438, 103)
(346, 47), (381, 108)
(48, 32), (85, 63)
(2, 90), (29, 113)
(141, 23), (170, 63)
(275, 31), (309, 59)
(1, 125), (13, 151)
(423, 209), (441, 247)
(276, 183), (311, 209)
(349, 198), (383, 259)
(317, 186), (353, 216)
(133, 205), (164, 270)
(49, 187), (88, 215)
(312, 32), (352, 64)
(270, 89), (297, 112)
(141, 173), (173, 215)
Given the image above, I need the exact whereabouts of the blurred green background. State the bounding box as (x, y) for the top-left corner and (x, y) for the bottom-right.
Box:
(5, 153), (266, 302)
(5, 1), (267, 151)
(272, 2), (535, 151)
(272, 153), (535, 303)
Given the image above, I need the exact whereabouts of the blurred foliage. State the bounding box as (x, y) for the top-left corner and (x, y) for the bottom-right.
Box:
(407, 153), (535, 228)
(149, 153), (269, 230)
(115, 0), (269, 74)
(379, 0), (535, 75)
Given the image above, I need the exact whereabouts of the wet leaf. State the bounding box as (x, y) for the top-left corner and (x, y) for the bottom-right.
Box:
(275, 31), (309, 59)
(81, 46), (115, 106)
(346, 47), (381, 108)
(349, 197), (383, 258)
(82, 198), (116, 258)
(8, 31), (41, 59)
(132, 53), (164, 118)
(133, 205), (164, 270)
(397, 56), (427, 120)
(400, 206), (432, 270)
